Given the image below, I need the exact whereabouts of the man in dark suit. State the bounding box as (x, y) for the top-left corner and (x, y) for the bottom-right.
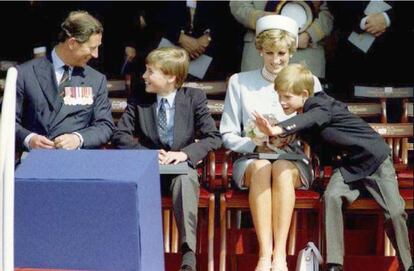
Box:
(327, 1), (414, 101)
(15, 10), (114, 152)
(254, 64), (413, 271)
(118, 1), (242, 81)
(112, 47), (221, 271)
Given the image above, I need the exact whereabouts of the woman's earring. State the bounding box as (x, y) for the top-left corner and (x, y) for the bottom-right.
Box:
(260, 53), (263, 57)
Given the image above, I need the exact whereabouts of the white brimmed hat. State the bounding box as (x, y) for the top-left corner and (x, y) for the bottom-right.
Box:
(256, 15), (299, 46)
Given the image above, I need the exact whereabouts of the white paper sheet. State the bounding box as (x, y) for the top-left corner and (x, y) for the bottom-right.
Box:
(348, 31), (376, 53)
(348, 0), (392, 53)
(158, 38), (212, 79)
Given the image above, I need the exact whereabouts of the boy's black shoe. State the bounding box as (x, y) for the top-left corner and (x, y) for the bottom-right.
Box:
(180, 265), (195, 271)
(180, 250), (196, 271)
(326, 263), (343, 271)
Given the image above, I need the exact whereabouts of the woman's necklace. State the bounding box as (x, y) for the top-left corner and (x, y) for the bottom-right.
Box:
(261, 67), (277, 83)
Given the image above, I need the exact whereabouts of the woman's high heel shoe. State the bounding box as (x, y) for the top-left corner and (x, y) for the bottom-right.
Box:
(255, 257), (272, 271)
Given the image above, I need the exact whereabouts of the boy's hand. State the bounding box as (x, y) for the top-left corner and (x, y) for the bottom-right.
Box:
(159, 149), (188, 165)
(252, 111), (283, 136)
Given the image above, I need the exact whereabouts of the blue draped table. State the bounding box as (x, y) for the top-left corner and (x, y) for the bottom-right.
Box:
(14, 150), (164, 271)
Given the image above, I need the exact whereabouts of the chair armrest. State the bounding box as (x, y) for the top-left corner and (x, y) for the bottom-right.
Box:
(199, 150), (222, 192)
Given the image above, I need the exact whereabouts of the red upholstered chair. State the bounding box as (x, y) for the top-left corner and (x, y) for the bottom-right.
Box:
(218, 148), (323, 271)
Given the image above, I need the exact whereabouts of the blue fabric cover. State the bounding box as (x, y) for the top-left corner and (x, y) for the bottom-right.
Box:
(15, 149), (164, 271)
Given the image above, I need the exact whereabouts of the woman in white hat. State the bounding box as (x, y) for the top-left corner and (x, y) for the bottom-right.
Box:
(220, 15), (323, 271)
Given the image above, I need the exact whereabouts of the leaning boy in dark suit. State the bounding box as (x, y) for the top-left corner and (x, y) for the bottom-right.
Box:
(253, 64), (413, 271)
(112, 47), (222, 271)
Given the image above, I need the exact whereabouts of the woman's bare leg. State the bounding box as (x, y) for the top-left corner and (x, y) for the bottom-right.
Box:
(245, 159), (273, 270)
(271, 160), (302, 270)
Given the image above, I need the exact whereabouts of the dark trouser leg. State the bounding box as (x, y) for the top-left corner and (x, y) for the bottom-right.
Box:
(363, 157), (412, 271)
(170, 168), (200, 253)
(324, 169), (360, 265)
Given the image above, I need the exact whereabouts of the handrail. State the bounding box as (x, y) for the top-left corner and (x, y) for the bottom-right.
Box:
(0, 67), (17, 271)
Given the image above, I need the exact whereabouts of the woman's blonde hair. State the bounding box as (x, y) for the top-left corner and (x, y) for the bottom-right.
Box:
(275, 64), (314, 96)
(146, 47), (189, 88)
(255, 29), (297, 54)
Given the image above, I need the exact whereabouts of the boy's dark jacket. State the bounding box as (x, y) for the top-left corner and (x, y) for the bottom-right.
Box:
(112, 87), (222, 166)
(278, 92), (390, 183)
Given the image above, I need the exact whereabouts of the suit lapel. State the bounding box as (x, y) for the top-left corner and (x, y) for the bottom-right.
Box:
(142, 96), (164, 146)
(34, 56), (61, 112)
(171, 89), (188, 150)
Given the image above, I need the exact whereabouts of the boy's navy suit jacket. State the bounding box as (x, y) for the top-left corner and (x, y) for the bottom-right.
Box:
(278, 92), (390, 183)
(112, 87), (222, 166)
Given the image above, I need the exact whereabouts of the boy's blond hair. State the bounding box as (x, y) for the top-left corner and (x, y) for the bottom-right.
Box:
(255, 29), (297, 54)
(146, 47), (189, 88)
(275, 64), (314, 96)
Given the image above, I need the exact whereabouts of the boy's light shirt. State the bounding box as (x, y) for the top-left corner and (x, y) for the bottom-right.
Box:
(157, 91), (177, 147)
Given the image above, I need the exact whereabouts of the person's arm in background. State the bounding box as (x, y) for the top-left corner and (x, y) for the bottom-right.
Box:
(328, 2), (366, 34)
(149, 1), (205, 59)
(300, 1), (334, 48)
(229, 1), (271, 30)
